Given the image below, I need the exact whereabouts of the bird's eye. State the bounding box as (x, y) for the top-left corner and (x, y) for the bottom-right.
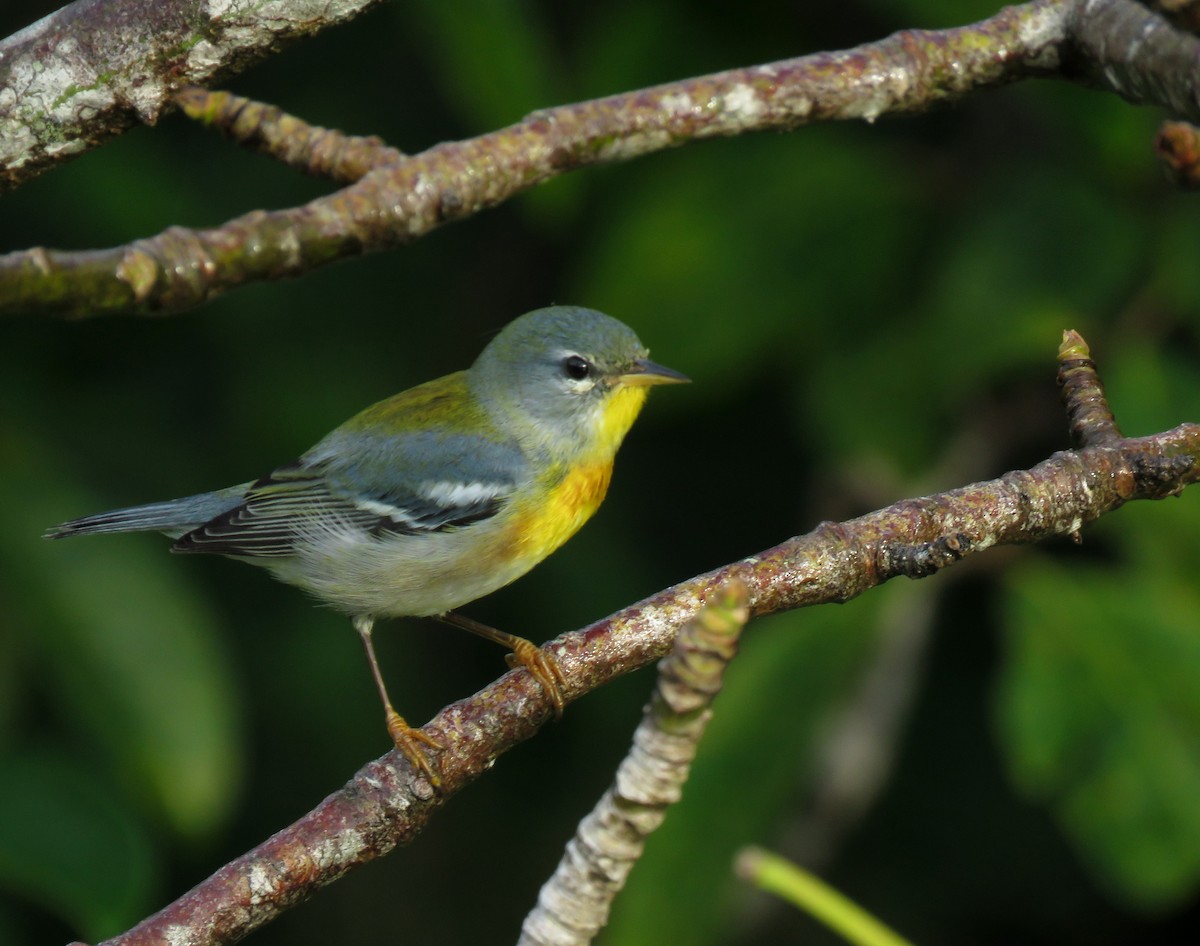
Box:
(563, 355), (592, 381)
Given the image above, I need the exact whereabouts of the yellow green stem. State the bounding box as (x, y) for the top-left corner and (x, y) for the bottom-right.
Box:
(736, 847), (918, 946)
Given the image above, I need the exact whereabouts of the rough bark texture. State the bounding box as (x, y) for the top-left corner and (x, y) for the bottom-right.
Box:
(1, 0), (1069, 315)
(0, 0), (385, 190)
(8, 0), (1200, 318)
(518, 584), (749, 946)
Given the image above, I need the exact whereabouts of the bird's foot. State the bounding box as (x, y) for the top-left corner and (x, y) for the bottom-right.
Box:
(385, 708), (444, 786)
(504, 640), (566, 719)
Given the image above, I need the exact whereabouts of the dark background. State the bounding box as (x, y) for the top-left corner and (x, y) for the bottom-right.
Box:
(3, 1), (1200, 943)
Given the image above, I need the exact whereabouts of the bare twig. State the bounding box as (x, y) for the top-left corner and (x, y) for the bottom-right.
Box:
(174, 87), (404, 183)
(68, 333), (1200, 946)
(518, 582), (750, 946)
(1058, 329), (1122, 445)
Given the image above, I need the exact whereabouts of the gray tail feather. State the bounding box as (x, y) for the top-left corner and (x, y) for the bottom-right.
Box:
(44, 486), (249, 540)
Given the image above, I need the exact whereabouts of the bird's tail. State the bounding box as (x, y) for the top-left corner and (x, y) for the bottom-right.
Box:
(44, 486), (249, 540)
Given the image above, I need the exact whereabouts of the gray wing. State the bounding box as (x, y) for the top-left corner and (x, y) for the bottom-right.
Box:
(172, 429), (527, 558)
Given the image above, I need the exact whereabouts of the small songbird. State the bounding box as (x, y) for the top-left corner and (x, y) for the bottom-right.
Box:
(46, 305), (688, 782)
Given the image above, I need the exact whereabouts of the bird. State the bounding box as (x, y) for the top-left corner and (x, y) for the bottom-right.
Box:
(46, 305), (688, 783)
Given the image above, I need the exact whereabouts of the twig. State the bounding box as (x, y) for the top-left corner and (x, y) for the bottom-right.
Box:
(174, 87), (404, 183)
(518, 582), (750, 946)
(1058, 328), (1122, 445)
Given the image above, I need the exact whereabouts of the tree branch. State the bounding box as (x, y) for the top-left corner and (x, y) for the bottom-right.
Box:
(518, 582), (749, 946)
(173, 86), (404, 183)
(6, 0), (1200, 317)
(1070, 0), (1200, 111)
(69, 333), (1200, 946)
(1, 0), (1071, 317)
(0, 0), (385, 191)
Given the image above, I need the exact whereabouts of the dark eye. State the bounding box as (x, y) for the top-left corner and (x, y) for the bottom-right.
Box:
(563, 355), (592, 381)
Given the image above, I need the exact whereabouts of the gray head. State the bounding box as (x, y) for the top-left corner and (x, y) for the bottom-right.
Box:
(469, 305), (687, 444)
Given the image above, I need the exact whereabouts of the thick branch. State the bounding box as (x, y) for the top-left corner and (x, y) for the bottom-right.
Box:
(76, 419), (1200, 946)
(1, 0), (1070, 317)
(1145, 0), (1200, 33)
(1070, 0), (1200, 113)
(0, 0), (385, 191)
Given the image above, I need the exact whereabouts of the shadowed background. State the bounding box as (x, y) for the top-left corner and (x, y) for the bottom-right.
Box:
(2, 0), (1200, 943)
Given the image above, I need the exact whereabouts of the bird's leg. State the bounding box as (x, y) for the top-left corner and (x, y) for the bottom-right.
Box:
(437, 611), (566, 718)
(352, 614), (443, 784)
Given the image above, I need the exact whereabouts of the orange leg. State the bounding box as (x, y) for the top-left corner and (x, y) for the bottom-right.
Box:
(438, 611), (566, 717)
(352, 615), (443, 785)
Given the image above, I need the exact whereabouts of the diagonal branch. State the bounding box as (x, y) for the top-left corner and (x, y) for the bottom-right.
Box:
(173, 86), (405, 183)
(7, 0), (1200, 317)
(70, 333), (1200, 946)
(2, 0), (1071, 317)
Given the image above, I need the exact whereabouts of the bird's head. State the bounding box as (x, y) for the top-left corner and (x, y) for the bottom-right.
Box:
(470, 306), (688, 455)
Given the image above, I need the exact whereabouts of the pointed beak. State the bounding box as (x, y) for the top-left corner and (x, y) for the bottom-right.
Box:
(617, 357), (691, 387)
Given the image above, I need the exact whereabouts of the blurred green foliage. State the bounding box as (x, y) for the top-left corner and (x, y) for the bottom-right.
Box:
(1, 0), (1199, 944)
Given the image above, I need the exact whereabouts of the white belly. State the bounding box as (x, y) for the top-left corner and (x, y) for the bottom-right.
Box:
(261, 519), (532, 617)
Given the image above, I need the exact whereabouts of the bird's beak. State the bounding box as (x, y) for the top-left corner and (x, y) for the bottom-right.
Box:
(617, 357), (691, 387)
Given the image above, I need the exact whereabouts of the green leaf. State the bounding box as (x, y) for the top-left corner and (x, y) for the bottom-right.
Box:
(0, 749), (158, 940)
(996, 557), (1200, 909)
